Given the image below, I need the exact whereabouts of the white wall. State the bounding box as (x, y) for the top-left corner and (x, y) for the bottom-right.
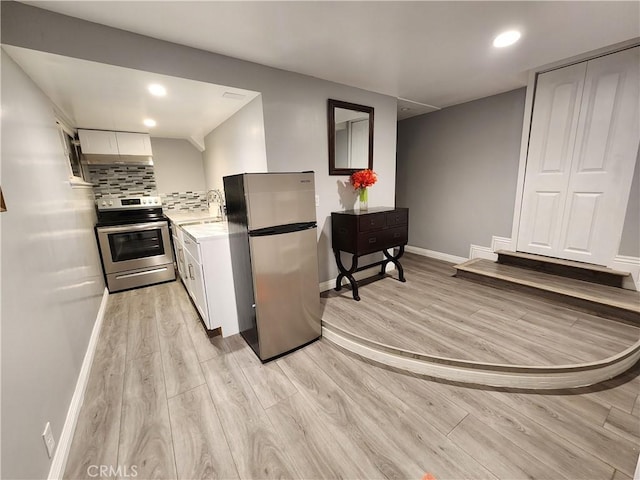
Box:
(0, 3), (398, 286)
(1, 52), (105, 480)
(202, 95), (268, 191)
(150, 137), (206, 193)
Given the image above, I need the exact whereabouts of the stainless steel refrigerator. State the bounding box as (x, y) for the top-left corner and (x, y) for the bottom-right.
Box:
(223, 172), (321, 361)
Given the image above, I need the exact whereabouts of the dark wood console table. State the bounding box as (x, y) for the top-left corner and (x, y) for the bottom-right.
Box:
(331, 207), (408, 301)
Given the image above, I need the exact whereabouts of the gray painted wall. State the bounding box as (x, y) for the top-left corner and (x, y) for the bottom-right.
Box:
(151, 137), (206, 193)
(202, 96), (268, 192)
(1, 53), (105, 480)
(1, 1), (397, 287)
(398, 88), (640, 260)
(396, 88), (526, 258)
(619, 153), (640, 257)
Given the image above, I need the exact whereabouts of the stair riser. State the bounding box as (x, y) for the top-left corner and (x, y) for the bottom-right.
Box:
(455, 269), (640, 326)
(497, 254), (625, 288)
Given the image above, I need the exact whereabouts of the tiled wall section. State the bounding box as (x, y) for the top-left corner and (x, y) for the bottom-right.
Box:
(88, 165), (156, 198)
(160, 191), (208, 212)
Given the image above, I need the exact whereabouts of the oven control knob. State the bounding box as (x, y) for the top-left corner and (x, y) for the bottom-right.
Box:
(143, 199), (147, 204)
(101, 201), (107, 207)
(108, 201), (113, 206)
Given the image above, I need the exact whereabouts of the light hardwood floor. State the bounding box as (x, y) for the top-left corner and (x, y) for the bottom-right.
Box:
(323, 253), (640, 367)
(64, 272), (640, 479)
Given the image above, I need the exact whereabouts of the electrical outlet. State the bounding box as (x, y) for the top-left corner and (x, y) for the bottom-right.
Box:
(42, 422), (56, 459)
(315, 195), (320, 207)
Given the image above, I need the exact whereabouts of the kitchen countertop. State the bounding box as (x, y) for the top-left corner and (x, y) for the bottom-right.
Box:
(182, 221), (230, 242)
(165, 210), (221, 225)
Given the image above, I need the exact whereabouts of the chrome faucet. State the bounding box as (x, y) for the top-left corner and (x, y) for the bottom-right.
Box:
(206, 189), (226, 220)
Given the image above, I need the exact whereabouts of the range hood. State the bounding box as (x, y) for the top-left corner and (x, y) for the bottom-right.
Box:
(82, 154), (153, 166)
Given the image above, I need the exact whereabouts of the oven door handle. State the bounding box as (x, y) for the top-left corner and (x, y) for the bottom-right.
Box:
(98, 221), (167, 234)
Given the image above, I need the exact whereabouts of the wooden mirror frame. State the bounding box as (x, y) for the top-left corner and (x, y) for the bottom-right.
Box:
(328, 99), (374, 176)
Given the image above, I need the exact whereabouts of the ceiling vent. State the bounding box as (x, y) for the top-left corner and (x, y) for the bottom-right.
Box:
(222, 91), (247, 100)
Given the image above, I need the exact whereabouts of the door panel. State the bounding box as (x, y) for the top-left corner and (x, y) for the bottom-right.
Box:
(517, 62), (586, 256)
(558, 47), (639, 264)
(530, 192), (561, 249)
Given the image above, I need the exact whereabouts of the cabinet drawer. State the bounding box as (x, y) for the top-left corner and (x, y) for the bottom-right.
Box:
(386, 210), (408, 227)
(182, 232), (201, 263)
(385, 226), (408, 246)
(357, 231), (386, 254)
(359, 213), (386, 232)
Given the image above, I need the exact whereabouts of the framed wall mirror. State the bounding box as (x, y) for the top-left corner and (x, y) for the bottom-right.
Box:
(328, 99), (374, 175)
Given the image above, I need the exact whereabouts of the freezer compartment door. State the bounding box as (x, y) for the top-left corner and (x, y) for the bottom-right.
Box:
(249, 226), (321, 360)
(245, 172), (316, 231)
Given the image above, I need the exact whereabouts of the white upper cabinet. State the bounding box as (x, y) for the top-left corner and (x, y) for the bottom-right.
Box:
(115, 132), (153, 156)
(78, 129), (153, 156)
(78, 129), (118, 155)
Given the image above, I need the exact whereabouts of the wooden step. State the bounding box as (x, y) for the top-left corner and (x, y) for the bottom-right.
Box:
(455, 259), (640, 323)
(496, 250), (631, 288)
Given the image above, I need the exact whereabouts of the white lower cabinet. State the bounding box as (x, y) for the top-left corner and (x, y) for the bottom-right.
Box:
(171, 221), (238, 336)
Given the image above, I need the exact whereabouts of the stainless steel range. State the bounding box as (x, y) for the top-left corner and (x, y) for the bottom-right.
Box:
(95, 196), (175, 292)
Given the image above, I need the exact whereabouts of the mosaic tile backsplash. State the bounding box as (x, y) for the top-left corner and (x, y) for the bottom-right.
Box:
(160, 192), (209, 212)
(89, 165), (156, 198)
(88, 164), (208, 211)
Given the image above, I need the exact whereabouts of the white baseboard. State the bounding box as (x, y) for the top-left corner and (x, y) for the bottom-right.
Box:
(405, 245), (468, 264)
(320, 263), (396, 292)
(48, 287), (109, 480)
(469, 244), (496, 261)
(491, 236), (512, 252)
(611, 255), (640, 292)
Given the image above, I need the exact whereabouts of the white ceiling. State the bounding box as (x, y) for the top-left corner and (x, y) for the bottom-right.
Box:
(25, 1), (640, 120)
(2, 45), (260, 149)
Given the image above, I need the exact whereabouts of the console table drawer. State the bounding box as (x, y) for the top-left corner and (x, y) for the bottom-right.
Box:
(386, 210), (408, 227)
(357, 226), (408, 255)
(359, 213), (386, 232)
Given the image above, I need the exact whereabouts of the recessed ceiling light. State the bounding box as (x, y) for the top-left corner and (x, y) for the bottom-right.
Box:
(148, 84), (166, 96)
(493, 30), (521, 48)
(143, 118), (156, 127)
(400, 107), (411, 112)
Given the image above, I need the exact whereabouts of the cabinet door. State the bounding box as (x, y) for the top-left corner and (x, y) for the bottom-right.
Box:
(78, 129), (119, 155)
(115, 132), (153, 156)
(185, 249), (209, 326)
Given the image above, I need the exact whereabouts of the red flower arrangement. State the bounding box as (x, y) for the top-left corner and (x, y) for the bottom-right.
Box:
(350, 169), (377, 190)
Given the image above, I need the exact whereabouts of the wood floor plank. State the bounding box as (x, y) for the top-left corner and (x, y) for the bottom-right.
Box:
(324, 341), (468, 436)
(174, 281), (230, 363)
(277, 348), (426, 479)
(201, 354), (299, 479)
(167, 384), (238, 480)
(572, 313), (640, 343)
(156, 283), (205, 398)
(633, 396), (639, 417)
(612, 469), (633, 480)
(487, 389), (639, 477)
(604, 406), (640, 444)
(64, 292), (129, 479)
(298, 342), (498, 480)
(118, 351), (176, 479)
(126, 288), (160, 361)
(447, 413), (566, 480)
(265, 393), (385, 479)
(355, 360), (615, 480)
(226, 335), (298, 410)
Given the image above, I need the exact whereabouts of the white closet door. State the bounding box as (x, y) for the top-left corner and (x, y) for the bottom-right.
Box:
(557, 47), (639, 264)
(517, 62), (587, 257)
(517, 47), (640, 265)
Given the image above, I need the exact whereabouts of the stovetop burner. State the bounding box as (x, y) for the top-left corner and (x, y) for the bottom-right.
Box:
(95, 196), (168, 227)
